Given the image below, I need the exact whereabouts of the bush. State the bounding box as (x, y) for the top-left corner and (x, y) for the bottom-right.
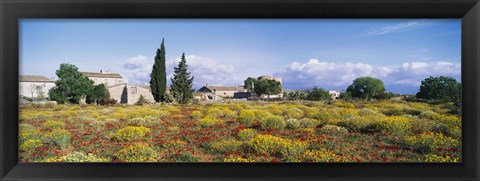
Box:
(57, 151), (109, 162)
(253, 110), (272, 121)
(319, 125), (349, 135)
(248, 134), (307, 157)
(128, 116), (163, 127)
(98, 98), (118, 105)
(285, 118), (300, 129)
(42, 129), (71, 150)
(237, 128), (257, 141)
(260, 115), (286, 130)
(206, 108), (224, 118)
(424, 154), (460, 163)
(299, 118), (318, 128)
(284, 108), (304, 119)
(190, 111), (203, 120)
(135, 95), (149, 105)
(223, 155), (255, 162)
(115, 142), (157, 162)
(171, 152), (199, 162)
(301, 149), (342, 162)
(238, 110), (256, 126)
(42, 120), (65, 130)
(211, 139), (243, 153)
(90, 120), (106, 132)
(375, 116), (412, 136)
(113, 126), (151, 142)
(198, 118), (225, 127)
(19, 139), (43, 151)
(404, 132), (460, 153)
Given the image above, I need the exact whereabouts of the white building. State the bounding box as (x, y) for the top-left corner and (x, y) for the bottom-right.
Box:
(197, 85), (247, 100)
(108, 84), (155, 104)
(329, 90), (341, 100)
(19, 75), (56, 100)
(81, 70), (123, 86)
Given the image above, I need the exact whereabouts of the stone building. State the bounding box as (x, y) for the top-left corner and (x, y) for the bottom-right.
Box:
(197, 85), (247, 100)
(19, 75), (56, 100)
(81, 70), (123, 86)
(108, 84), (155, 105)
(328, 90), (341, 100)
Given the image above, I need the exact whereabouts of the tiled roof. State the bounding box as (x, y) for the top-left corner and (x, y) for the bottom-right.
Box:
(81, 72), (123, 78)
(19, 75), (55, 82)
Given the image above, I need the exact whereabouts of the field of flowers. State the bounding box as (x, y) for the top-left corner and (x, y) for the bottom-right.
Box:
(19, 100), (462, 162)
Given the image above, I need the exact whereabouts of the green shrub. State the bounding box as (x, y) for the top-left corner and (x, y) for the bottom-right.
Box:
(206, 108), (224, 118)
(237, 128), (257, 141)
(198, 118), (225, 127)
(404, 132), (460, 153)
(115, 142), (157, 162)
(286, 118), (300, 129)
(253, 110), (272, 120)
(238, 110), (256, 126)
(190, 111), (203, 120)
(299, 118), (318, 128)
(211, 139), (243, 153)
(90, 120), (106, 132)
(42, 120), (65, 130)
(319, 125), (349, 135)
(284, 108), (304, 119)
(248, 134), (307, 157)
(374, 116), (412, 136)
(42, 129), (71, 150)
(260, 115), (286, 130)
(171, 152), (199, 162)
(113, 126), (151, 142)
(58, 151), (109, 162)
(128, 116), (163, 127)
(19, 139), (43, 151)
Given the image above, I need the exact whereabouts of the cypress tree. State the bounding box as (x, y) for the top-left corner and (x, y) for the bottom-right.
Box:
(170, 53), (194, 104)
(150, 38), (167, 102)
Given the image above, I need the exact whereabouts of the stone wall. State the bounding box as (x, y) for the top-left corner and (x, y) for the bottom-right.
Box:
(19, 82), (56, 99)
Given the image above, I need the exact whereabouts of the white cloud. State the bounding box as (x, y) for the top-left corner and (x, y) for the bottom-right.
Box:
(120, 55), (152, 84)
(120, 54), (244, 88)
(274, 59), (460, 92)
(166, 55), (244, 88)
(355, 20), (432, 37)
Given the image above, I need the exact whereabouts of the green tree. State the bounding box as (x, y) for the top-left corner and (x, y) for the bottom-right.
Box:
(86, 84), (110, 104)
(150, 38), (167, 102)
(306, 87), (330, 101)
(170, 53), (194, 104)
(243, 77), (258, 92)
(346, 77), (385, 100)
(416, 76), (461, 103)
(49, 63), (94, 104)
(254, 79), (281, 98)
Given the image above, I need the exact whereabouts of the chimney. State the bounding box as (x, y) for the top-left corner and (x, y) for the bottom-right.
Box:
(100, 69), (111, 74)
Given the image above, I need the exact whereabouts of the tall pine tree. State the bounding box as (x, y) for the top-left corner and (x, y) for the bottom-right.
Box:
(170, 53), (194, 104)
(150, 38), (167, 102)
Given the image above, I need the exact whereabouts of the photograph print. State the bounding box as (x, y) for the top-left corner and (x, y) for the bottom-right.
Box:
(19, 19), (461, 163)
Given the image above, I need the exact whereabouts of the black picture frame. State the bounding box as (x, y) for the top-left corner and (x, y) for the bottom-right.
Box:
(1, 0), (479, 180)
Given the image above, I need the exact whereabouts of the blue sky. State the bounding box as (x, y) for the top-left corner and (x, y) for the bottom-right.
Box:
(20, 19), (461, 94)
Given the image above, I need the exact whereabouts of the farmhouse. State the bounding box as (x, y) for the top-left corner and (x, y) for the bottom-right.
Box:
(108, 83), (155, 104)
(81, 69), (123, 86)
(19, 75), (56, 100)
(197, 85), (247, 100)
(329, 90), (341, 100)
